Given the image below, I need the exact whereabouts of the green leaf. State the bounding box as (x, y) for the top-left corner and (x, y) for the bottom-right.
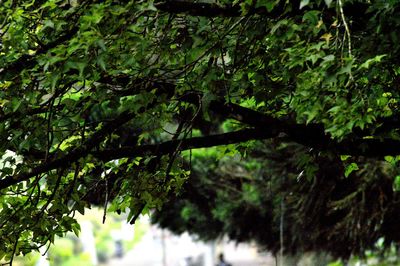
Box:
(300, 0), (310, 9)
(345, 162), (359, 177)
(340, 155), (351, 161)
(393, 175), (400, 192)
(255, 0), (278, 11)
(12, 98), (22, 112)
(72, 223), (81, 237)
(358, 54), (387, 70)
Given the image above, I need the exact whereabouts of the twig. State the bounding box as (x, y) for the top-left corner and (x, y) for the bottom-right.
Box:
(338, 0), (354, 84)
(102, 177), (108, 224)
(338, 0), (352, 58)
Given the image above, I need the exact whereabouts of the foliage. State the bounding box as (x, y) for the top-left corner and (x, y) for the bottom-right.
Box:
(327, 242), (400, 265)
(153, 141), (400, 258)
(2, 0), (400, 262)
(8, 253), (39, 266)
(8, 209), (147, 266)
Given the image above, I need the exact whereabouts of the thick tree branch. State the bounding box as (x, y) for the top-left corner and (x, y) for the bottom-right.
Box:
(93, 80), (400, 158)
(213, 101), (400, 156)
(337, 139), (400, 157)
(181, 91), (331, 148)
(0, 127), (277, 190)
(154, 0), (368, 20)
(154, 0), (306, 17)
(92, 126), (400, 165)
(210, 101), (331, 148)
(154, 1), (242, 17)
(1, 121), (400, 190)
(92, 128), (278, 161)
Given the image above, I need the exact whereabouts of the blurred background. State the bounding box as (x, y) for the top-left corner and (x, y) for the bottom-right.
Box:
(9, 207), (400, 266)
(10, 208), (271, 266)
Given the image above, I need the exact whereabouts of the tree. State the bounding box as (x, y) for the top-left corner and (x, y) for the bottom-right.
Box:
(152, 141), (400, 259)
(1, 0), (400, 263)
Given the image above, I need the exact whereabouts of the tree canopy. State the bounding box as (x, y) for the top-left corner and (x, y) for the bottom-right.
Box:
(152, 141), (400, 259)
(1, 0), (400, 263)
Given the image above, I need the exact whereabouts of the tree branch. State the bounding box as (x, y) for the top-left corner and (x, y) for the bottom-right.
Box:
(0, 127), (277, 191)
(154, 1), (242, 17)
(0, 111), (135, 190)
(154, 0), (368, 20)
(92, 128), (400, 164)
(210, 100), (331, 149)
(212, 100), (400, 156)
(154, 0), (305, 17)
(92, 128), (278, 161)
(2, 121), (400, 191)
(0, 7), (81, 80)
(91, 81), (400, 158)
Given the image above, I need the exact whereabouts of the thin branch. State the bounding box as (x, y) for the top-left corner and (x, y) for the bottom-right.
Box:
(129, 204), (146, 224)
(102, 177), (108, 224)
(0, 25), (79, 80)
(9, 233), (20, 266)
(338, 0), (352, 58)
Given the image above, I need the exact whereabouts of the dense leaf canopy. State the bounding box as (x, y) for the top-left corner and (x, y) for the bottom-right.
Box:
(153, 142), (400, 259)
(1, 0), (400, 262)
